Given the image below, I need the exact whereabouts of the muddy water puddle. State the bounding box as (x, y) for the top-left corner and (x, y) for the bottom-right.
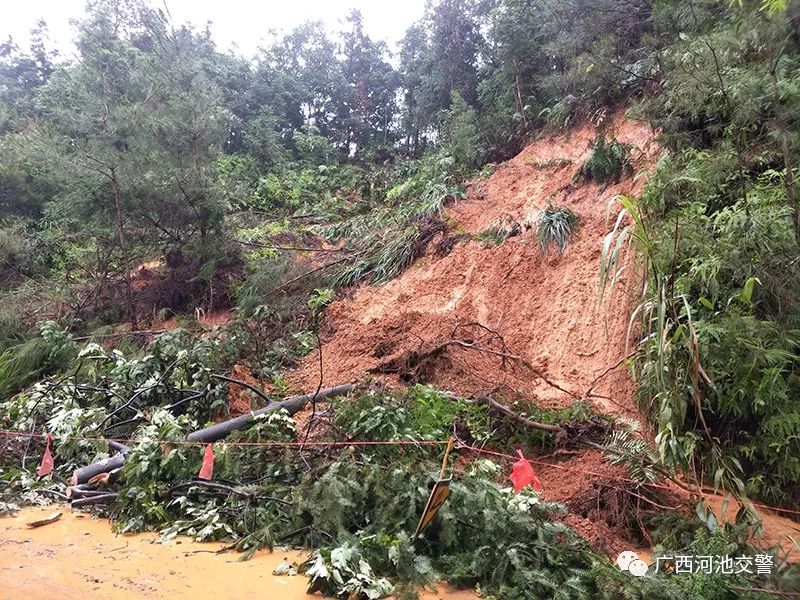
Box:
(0, 507), (477, 600)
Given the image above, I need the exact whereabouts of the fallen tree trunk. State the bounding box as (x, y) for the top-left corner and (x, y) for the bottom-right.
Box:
(107, 441), (130, 454)
(462, 395), (563, 433)
(71, 493), (118, 507)
(68, 486), (110, 499)
(186, 383), (355, 443)
(70, 383), (355, 483)
(69, 441), (131, 486)
(70, 452), (126, 485)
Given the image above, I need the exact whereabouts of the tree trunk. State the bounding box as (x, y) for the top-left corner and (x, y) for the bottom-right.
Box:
(70, 384), (356, 482)
(68, 486), (110, 499)
(107, 440), (130, 454)
(187, 383), (355, 443)
(70, 452), (126, 485)
(515, 71), (528, 129)
(110, 169), (137, 329)
(71, 493), (118, 507)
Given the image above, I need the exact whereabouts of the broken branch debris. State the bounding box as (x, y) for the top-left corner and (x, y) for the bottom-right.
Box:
(65, 383), (355, 501)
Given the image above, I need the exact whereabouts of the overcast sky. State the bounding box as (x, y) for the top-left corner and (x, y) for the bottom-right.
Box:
(1, 0), (428, 60)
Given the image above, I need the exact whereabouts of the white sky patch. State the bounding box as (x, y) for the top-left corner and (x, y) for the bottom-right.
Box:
(1, 0), (427, 60)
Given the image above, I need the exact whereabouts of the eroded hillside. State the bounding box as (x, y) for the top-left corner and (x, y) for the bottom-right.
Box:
(287, 115), (800, 560)
(291, 115), (659, 421)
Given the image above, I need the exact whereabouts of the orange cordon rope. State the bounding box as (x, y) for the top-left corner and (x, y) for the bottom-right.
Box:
(3, 428), (800, 518)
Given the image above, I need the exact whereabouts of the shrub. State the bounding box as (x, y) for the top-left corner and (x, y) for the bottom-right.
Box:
(324, 153), (462, 288)
(332, 218), (446, 288)
(441, 91), (483, 174)
(0, 309), (27, 353)
(214, 154), (261, 209)
(538, 203), (580, 253)
(579, 136), (633, 183)
(475, 215), (523, 245)
(0, 220), (36, 285)
(538, 94), (578, 130)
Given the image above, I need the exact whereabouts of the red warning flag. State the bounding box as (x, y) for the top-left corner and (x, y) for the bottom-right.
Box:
(510, 448), (542, 493)
(198, 443), (215, 480)
(37, 433), (54, 477)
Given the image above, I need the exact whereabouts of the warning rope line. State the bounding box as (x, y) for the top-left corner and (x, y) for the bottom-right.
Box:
(0, 430), (450, 447)
(2, 429), (800, 519)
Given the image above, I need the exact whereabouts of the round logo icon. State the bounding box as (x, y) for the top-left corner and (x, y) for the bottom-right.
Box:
(628, 558), (649, 577)
(616, 551), (649, 577)
(616, 550), (638, 571)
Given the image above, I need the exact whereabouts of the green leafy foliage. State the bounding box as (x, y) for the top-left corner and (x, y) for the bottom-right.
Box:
(323, 154), (463, 287)
(602, 141), (800, 510)
(334, 385), (490, 444)
(441, 91), (483, 174)
(538, 96), (578, 130)
(579, 136), (634, 183)
(291, 457), (598, 600)
(305, 543), (395, 599)
(603, 425), (662, 483)
(335, 386), (599, 457)
(0, 328), (232, 475)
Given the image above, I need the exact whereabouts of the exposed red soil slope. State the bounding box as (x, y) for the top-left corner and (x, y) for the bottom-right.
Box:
(285, 114), (800, 560)
(707, 494), (800, 563)
(290, 114), (660, 420)
(284, 114), (662, 554)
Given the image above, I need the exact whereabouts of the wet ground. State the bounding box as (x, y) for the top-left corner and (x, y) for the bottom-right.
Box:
(0, 506), (478, 600)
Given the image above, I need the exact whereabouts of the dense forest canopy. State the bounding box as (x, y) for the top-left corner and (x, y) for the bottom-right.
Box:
(1, 0), (800, 597)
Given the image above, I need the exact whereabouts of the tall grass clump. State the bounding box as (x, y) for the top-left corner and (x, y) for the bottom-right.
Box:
(0, 321), (76, 399)
(538, 203), (579, 253)
(600, 184), (800, 512)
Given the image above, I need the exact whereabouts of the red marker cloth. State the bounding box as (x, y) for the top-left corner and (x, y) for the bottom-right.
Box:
(198, 443), (215, 480)
(37, 433), (54, 477)
(510, 449), (542, 493)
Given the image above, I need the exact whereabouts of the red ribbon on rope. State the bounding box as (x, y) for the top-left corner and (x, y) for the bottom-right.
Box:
(37, 433), (54, 477)
(198, 443), (215, 480)
(510, 448), (542, 493)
